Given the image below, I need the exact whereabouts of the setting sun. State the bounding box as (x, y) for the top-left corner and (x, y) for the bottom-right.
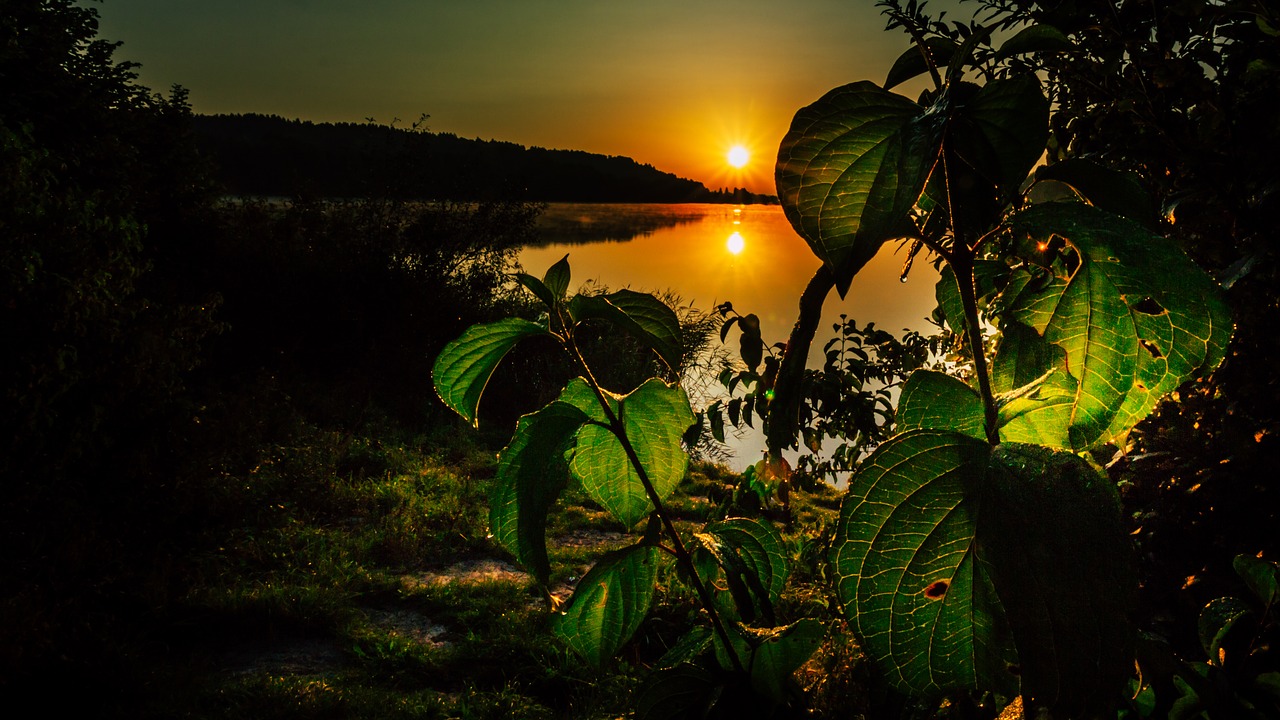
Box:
(726, 231), (745, 255)
(727, 145), (750, 168)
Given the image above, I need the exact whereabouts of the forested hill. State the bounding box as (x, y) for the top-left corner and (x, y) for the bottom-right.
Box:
(193, 114), (774, 203)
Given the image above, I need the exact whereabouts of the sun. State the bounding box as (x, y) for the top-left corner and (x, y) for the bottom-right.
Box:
(727, 145), (750, 168)
(726, 231), (745, 255)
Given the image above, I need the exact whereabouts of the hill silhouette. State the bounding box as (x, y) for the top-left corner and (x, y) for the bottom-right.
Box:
(193, 114), (775, 204)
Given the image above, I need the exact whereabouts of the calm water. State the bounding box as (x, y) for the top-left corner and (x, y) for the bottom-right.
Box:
(520, 203), (941, 470)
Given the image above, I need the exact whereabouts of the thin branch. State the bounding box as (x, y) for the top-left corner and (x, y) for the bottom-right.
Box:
(559, 334), (747, 674)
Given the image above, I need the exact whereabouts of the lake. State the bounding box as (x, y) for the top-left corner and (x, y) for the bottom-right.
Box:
(520, 203), (941, 470)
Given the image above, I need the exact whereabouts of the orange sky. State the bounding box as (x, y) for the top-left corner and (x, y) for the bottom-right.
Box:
(92, 0), (944, 194)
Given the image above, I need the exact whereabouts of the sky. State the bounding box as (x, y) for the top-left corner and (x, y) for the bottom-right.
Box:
(91, 1), (933, 193)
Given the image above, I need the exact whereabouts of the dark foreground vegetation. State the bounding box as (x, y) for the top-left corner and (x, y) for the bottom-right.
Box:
(2, 0), (1278, 718)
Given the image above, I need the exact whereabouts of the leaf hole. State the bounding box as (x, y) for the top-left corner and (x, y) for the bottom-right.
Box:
(1139, 339), (1164, 359)
(923, 580), (949, 600)
(1006, 663), (1021, 676)
(1132, 297), (1167, 315)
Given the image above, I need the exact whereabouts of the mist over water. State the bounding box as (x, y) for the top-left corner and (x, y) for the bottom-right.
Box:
(521, 203), (941, 470)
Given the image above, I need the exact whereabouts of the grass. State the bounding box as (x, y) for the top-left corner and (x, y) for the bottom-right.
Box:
(72, 410), (857, 719)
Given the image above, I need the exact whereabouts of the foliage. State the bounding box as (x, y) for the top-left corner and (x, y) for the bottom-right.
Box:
(962, 0), (1280, 673)
(434, 256), (826, 715)
(724, 1), (1234, 715)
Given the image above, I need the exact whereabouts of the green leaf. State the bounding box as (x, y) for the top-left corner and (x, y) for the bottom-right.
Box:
(1234, 554), (1280, 609)
(489, 402), (588, 585)
(949, 74), (1050, 201)
(514, 273), (555, 308)
(831, 431), (1134, 710)
(694, 517), (789, 624)
(743, 620), (828, 704)
(738, 313), (763, 372)
(543, 253), (571, 299)
(996, 24), (1074, 60)
(432, 318), (549, 427)
(884, 37), (958, 90)
(995, 366), (1077, 450)
(708, 400), (726, 444)
(896, 369), (985, 440)
(990, 324), (1076, 449)
(1198, 596), (1251, 663)
(776, 81), (938, 297)
(935, 260), (1008, 335)
(563, 378), (694, 527)
(554, 543), (660, 667)
(569, 290), (683, 372)
(1034, 159), (1157, 226)
(1001, 203), (1233, 449)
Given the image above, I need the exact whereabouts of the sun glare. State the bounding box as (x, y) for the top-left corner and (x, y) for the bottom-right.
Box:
(727, 145), (750, 168)
(726, 231), (745, 255)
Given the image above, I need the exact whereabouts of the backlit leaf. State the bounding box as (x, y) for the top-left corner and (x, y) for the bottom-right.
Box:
(884, 37), (958, 90)
(776, 81), (938, 297)
(563, 378), (695, 527)
(489, 401), (588, 585)
(543, 253), (571, 299)
(897, 369), (985, 440)
(1000, 203), (1232, 449)
(831, 431), (1134, 709)
(554, 543), (660, 667)
(569, 290), (683, 373)
(432, 318), (549, 427)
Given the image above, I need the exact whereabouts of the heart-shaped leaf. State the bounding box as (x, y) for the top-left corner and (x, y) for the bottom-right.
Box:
(561, 378), (694, 527)
(831, 430), (1134, 710)
(554, 543), (660, 667)
(776, 81), (939, 297)
(432, 318), (549, 427)
(489, 401), (588, 585)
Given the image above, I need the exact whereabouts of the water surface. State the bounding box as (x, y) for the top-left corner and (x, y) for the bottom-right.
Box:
(521, 203), (941, 469)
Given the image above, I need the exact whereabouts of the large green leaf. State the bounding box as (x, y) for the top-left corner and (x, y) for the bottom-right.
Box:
(948, 74), (1049, 202)
(554, 543), (660, 667)
(561, 378), (694, 527)
(831, 430), (1134, 709)
(569, 289), (683, 373)
(432, 318), (549, 427)
(489, 401), (588, 585)
(1000, 203), (1232, 449)
(896, 369), (985, 440)
(776, 81), (938, 297)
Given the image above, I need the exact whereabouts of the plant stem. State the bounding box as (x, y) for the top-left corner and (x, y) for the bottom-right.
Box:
(951, 252), (1000, 444)
(561, 337), (747, 674)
